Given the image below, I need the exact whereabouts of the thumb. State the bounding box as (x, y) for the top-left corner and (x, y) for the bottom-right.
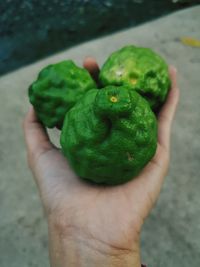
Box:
(23, 106), (56, 168)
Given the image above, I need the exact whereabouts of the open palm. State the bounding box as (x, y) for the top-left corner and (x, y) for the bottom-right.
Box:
(23, 58), (179, 260)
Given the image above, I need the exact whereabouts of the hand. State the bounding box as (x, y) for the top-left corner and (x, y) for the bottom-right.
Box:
(23, 58), (179, 267)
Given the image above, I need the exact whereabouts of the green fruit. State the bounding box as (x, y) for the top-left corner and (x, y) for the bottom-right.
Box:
(99, 45), (170, 111)
(29, 60), (96, 129)
(60, 85), (157, 185)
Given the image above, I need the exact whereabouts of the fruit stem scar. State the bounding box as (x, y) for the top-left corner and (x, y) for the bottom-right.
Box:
(127, 152), (134, 161)
(130, 78), (137, 85)
(110, 96), (118, 103)
(116, 70), (123, 76)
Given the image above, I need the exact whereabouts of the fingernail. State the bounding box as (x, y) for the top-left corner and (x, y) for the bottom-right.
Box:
(171, 65), (177, 73)
(84, 56), (93, 61)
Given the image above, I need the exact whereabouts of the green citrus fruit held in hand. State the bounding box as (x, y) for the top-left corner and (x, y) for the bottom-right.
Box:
(60, 85), (157, 185)
(99, 45), (170, 111)
(29, 60), (96, 129)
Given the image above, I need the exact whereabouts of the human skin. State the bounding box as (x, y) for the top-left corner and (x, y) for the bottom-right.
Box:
(23, 58), (179, 267)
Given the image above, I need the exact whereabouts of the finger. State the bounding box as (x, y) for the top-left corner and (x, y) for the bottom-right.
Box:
(157, 66), (180, 149)
(169, 65), (178, 88)
(83, 57), (100, 83)
(23, 106), (55, 165)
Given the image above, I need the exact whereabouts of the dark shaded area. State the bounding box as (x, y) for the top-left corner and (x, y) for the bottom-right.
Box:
(0, 0), (199, 76)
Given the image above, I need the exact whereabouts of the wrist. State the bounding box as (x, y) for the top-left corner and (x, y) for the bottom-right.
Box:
(55, 236), (141, 267)
(48, 219), (141, 267)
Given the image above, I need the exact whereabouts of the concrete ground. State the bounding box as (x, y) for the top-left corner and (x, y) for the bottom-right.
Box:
(0, 6), (200, 267)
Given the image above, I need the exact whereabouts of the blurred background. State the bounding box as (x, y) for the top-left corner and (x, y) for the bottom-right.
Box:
(0, 0), (199, 76)
(0, 1), (200, 267)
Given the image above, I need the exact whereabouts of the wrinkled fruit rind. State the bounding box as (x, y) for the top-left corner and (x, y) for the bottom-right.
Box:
(29, 60), (96, 128)
(99, 45), (171, 111)
(60, 85), (157, 185)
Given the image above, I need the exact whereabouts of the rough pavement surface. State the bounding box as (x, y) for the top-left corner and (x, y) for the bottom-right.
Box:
(0, 6), (199, 267)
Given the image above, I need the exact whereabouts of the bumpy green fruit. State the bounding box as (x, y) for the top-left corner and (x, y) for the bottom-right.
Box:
(99, 45), (170, 111)
(29, 60), (96, 129)
(61, 85), (157, 185)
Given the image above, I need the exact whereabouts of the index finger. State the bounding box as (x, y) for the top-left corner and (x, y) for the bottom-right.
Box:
(83, 57), (100, 83)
